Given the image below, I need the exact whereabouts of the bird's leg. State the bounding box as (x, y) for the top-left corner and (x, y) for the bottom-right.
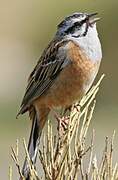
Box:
(52, 103), (81, 134)
(58, 104), (81, 133)
(51, 109), (69, 134)
(63, 103), (81, 115)
(63, 105), (72, 116)
(58, 116), (69, 131)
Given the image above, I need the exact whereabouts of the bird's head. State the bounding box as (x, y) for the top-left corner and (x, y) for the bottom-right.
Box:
(56, 12), (100, 39)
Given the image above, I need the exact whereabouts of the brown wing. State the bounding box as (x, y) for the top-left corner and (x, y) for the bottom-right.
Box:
(18, 39), (70, 115)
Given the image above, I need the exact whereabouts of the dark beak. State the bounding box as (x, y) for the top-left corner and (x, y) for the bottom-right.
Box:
(88, 12), (98, 18)
(88, 13), (101, 24)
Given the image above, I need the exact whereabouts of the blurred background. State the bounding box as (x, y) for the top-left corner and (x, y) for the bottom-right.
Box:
(0, 0), (118, 179)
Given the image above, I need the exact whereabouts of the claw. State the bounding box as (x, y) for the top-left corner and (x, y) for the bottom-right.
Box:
(73, 103), (81, 112)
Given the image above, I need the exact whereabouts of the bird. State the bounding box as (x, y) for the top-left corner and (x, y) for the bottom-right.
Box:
(17, 12), (102, 179)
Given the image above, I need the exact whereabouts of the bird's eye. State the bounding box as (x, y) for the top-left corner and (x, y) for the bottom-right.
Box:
(73, 21), (81, 27)
(64, 18), (88, 35)
(65, 22), (81, 34)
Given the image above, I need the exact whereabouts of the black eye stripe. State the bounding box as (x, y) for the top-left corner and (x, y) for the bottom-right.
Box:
(65, 18), (88, 34)
(74, 18), (88, 26)
(65, 24), (79, 34)
(65, 22), (81, 34)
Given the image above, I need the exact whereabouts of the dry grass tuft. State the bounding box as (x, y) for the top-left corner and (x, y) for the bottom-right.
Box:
(10, 74), (118, 180)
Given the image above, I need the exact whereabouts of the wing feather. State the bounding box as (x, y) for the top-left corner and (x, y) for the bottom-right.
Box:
(18, 39), (70, 115)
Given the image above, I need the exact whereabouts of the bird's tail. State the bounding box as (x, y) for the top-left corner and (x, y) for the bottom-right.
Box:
(22, 110), (41, 180)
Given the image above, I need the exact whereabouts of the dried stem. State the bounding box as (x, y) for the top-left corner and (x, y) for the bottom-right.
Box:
(11, 75), (118, 180)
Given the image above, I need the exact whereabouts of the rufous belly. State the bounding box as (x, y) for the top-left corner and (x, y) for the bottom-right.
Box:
(37, 61), (100, 108)
(34, 41), (100, 109)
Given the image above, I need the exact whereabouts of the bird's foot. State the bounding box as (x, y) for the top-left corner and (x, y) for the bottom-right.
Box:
(51, 109), (69, 135)
(57, 116), (69, 132)
(63, 106), (72, 116)
(73, 103), (81, 112)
